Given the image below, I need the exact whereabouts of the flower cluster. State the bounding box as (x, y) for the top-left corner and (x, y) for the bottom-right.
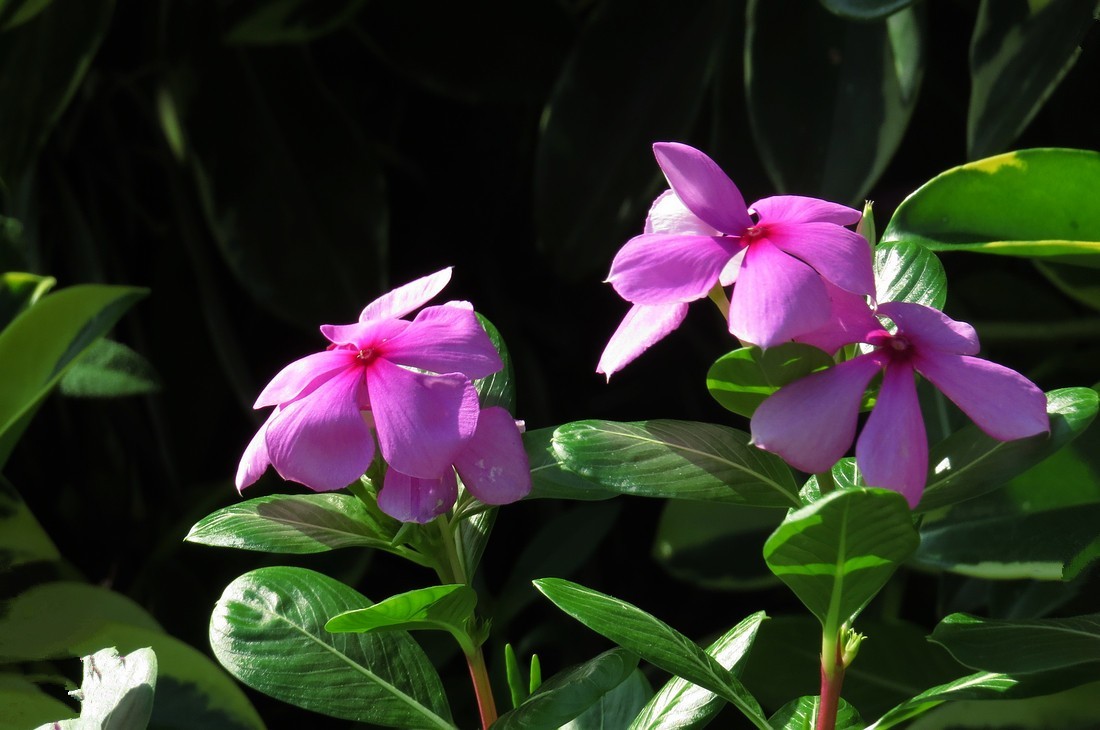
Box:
(602, 143), (1049, 505)
(237, 268), (531, 522)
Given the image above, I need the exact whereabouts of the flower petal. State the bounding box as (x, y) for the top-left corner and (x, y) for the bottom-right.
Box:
(597, 302), (689, 378)
(644, 190), (722, 236)
(876, 302), (979, 355)
(321, 319), (410, 350)
(236, 412), (274, 491)
(378, 468), (458, 523)
(795, 284), (879, 354)
(750, 195), (861, 226)
(751, 354), (882, 473)
(454, 406), (532, 505)
(856, 363), (927, 507)
(254, 349), (358, 409)
(728, 241), (830, 348)
(914, 352), (1050, 440)
(382, 302), (502, 378)
(368, 358), (480, 478)
(607, 233), (736, 305)
(763, 221), (875, 296)
(264, 366), (376, 491)
(359, 267), (453, 322)
(652, 142), (753, 233)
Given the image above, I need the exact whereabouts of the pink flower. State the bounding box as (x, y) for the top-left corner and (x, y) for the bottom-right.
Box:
(236, 268), (503, 494)
(598, 142), (874, 377)
(751, 301), (1050, 506)
(378, 406), (532, 523)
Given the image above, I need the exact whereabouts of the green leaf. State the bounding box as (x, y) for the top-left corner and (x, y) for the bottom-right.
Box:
(763, 488), (919, 629)
(551, 420), (801, 507)
(968, 0), (1098, 159)
(211, 566), (453, 727)
(185, 493), (400, 554)
(0, 272), (54, 328)
(534, 0), (730, 280)
(931, 612), (1100, 675)
(873, 240), (946, 309)
(222, 0), (365, 44)
(0, 0), (53, 30)
(881, 149), (1100, 267)
(885, 679), (1100, 729)
(57, 647), (157, 730)
(564, 670), (651, 730)
(473, 313), (516, 414)
(769, 695), (863, 730)
(525, 427), (614, 502)
(494, 648), (640, 730)
(533, 578), (771, 730)
(707, 344), (835, 418)
(58, 338), (159, 398)
(746, 0), (923, 204)
(457, 505), (496, 579)
(0, 476), (60, 570)
(0, 675), (76, 729)
(325, 584), (479, 656)
(917, 388), (1099, 512)
(0, 283), (146, 469)
(630, 613), (766, 730)
(816, 0), (914, 20)
(1037, 259), (1100, 311)
(0, 0), (113, 184)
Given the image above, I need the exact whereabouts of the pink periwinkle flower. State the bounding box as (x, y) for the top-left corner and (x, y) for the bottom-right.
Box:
(236, 268), (503, 497)
(751, 300), (1050, 507)
(598, 142), (874, 377)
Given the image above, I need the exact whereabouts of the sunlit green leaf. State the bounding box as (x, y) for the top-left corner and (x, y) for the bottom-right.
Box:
(525, 427), (614, 502)
(0, 272), (54, 328)
(473, 313), (516, 414)
(769, 695), (863, 730)
(52, 647), (157, 730)
(874, 240), (946, 309)
(565, 670), (650, 730)
(707, 344), (835, 418)
(326, 584), (479, 655)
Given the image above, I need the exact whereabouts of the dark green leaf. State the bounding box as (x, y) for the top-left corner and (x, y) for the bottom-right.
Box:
(551, 420), (801, 507)
(0, 272), (53, 329)
(525, 427), (614, 502)
(458, 505), (496, 579)
(185, 493), (400, 554)
(564, 670), (650, 730)
(0, 475), (61, 570)
(1037, 259), (1100, 312)
(325, 584), (479, 656)
(707, 344), (835, 418)
(968, 0), (1098, 159)
(816, 0), (914, 20)
(931, 612), (1100, 674)
(763, 489), (919, 628)
(884, 679), (1100, 728)
(747, 0), (923, 203)
(210, 566), (453, 727)
(873, 240), (946, 309)
(0, 675), (76, 728)
(59, 338), (159, 398)
(222, 0), (365, 44)
(0, 0), (53, 30)
(57, 647), (157, 730)
(918, 388), (1099, 512)
(494, 649), (640, 730)
(769, 695), (863, 730)
(473, 313), (516, 414)
(533, 579), (771, 730)
(534, 0), (730, 280)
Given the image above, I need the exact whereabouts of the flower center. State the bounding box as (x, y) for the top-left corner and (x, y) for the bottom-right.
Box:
(356, 347), (377, 364)
(741, 225), (765, 244)
(866, 328), (913, 362)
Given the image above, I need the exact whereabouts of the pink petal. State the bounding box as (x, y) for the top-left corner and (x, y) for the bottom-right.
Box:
(607, 233), (737, 305)
(795, 284), (879, 354)
(644, 190), (722, 236)
(750, 195), (861, 226)
(652, 142), (754, 233)
(856, 363), (927, 507)
(751, 354), (882, 473)
(368, 358), (480, 478)
(597, 302), (689, 378)
(359, 267), (453, 322)
(454, 406), (532, 505)
(876, 302), (980, 355)
(718, 247), (748, 287)
(264, 366), (376, 492)
(322, 318), (410, 350)
(913, 352), (1050, 440)
(763, 221), (875, 296)
(381, 303), (502, 378)
(254, 350), (358, 409)
(728, 241), (830, 348)
(236, 412), (274, 491)
(378, 468), (458, 523)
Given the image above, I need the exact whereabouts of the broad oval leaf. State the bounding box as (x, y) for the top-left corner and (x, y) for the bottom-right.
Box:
(707, 344), (835, 418)
(769, 695), (863, 730)
(873, 240), (946, 309)
(533, 578), (771, 730)
(968, 0), (1098, 159)
(1, 675), (77, 728)
(325, 584), (479, 656)
(60, 647), (157, 730)
(747, 0), (923, 203)
(881, 149), (1100, 266)
(210, 566), (453, 728)
(525, 427), (615, 502)
(551, 420), (801, 507)
(930, 612), (1100, 675)
(763, 488), (919, 629)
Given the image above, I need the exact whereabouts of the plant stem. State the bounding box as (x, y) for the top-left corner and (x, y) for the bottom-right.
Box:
(816, 632), (845, 730)
(466, 645), (499, 730)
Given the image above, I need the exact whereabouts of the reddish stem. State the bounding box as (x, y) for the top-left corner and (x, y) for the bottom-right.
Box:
(816, 640), (846, 730)
(466, 646), (498, 730)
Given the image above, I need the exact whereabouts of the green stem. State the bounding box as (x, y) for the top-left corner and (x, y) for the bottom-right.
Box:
(707, 283), (730, 320)
(816, 470), (837, 497)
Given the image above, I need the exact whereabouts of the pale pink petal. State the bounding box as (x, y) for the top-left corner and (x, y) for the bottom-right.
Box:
(454, 406), (532, 505)
(264, 366), (376, 492)
(856, 363), (927, 507)
(607, 233), (737, 305)
(644, 190), (722, 236)
(378, 468), (458, 523)
(368, 358), (480, 478)
(652, 142), (753, 233)
(718, 247), (748, 287)
(359, 267), (453, 322)
(728, 241), (830, 348)
(322, 319), (410, 350)
(597, 302), (689, 378)
(382, 303), (502, 378)
(751, 354), (882, 473)
(254, 350), (357, 408)
(795, 284), (879, 354)
(913, 352), (1050, 440)
(763, 221), (875, 296)
(236, 412), (275, 491)
(750, 195), (861, 226)
(876, 302), (980, 355)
